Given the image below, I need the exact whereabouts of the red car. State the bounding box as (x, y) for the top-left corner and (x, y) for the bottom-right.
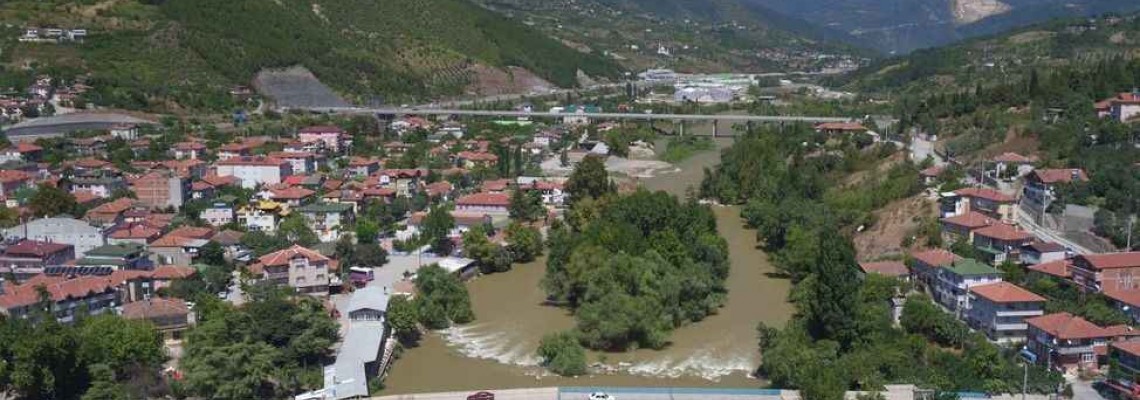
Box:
(467, 392), (494, 400)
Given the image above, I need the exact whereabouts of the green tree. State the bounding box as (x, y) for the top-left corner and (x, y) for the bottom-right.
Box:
(537, 331), (587, 376)
(198, 241), (227, 266)
(355, 220), (380, 244)
(350, 244), (389, 268)
(509, 189), (544, 222)
(421, 204), (456, 254)
(387, 296), (420, 345)
(565, 154), (613, 204)
(505, 222), (543, 263)
(462, 226), (498, 273)
(0, 207), (19, 228)
(276, 214), (318, 247)
(413, 264), (474, 329)
(29, 183), (77, 217)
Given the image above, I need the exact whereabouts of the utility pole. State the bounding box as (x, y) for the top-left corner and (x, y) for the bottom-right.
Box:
(1022, 361), (1028, 400)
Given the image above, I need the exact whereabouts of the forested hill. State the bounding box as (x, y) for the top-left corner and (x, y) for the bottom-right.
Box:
(0, 0), (622, 111)
(474, 0), (871, 74)
(832, 13), (1140, 95)
(751, 0), (1140, 54)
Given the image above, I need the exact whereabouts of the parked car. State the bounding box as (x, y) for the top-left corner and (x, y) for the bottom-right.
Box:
(589, 392), (615, 400)
(467, 391), (494, 400)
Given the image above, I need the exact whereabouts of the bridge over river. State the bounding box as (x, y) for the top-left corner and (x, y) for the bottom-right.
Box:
(371, 385), (1044, 400)
(298, 107), (853, 137)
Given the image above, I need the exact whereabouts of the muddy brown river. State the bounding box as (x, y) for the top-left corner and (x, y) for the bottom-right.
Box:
(383, 138), (794, 394)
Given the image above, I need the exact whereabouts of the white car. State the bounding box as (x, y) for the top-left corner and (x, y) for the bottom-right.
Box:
(588, 392), (614, 400)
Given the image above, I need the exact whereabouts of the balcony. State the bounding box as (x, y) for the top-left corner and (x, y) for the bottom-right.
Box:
(997, 309), (1045, 317)
(994, 323), (1028, 331)
(1055, 345), (1095, 355)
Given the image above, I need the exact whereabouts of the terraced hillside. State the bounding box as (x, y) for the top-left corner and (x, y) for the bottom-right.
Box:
(0, 0), (622, 112)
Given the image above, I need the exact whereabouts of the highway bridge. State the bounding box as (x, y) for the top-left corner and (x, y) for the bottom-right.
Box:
(302, 107), (853, 124)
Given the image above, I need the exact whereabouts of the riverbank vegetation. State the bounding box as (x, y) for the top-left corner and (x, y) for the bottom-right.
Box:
(700, 125), (1063, 397)
(413, 264), (475, 330)
(537, 155), (729, 374)
(659, 136), (714, 163)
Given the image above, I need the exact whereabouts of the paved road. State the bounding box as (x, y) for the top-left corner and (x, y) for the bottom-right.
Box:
(3, 112), (156, 140)
(909, 136), (944, 166)
(375, 387), (559, 400)
(1016, 204), (1095, 255)
(298, 107), (853, 124)
(1066, 375), (1106, 400)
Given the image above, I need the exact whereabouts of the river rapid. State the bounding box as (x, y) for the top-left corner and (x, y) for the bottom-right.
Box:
(382, 137), (794, 394)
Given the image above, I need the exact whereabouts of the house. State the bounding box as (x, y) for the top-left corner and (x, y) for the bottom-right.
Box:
(237, 200), (287, 233)
(423, 181), (453, 200)
(69, 169), (126, 199)
(1020, 241), (1069, 266)
(294, 203), (355, 243)
(1023, 169), (1088, 205)
(910, 248), (960, 291)
(456, 192), (510, 214)
(298, 126), (350, 153)
(919, 166), (944, 186)
(266, 186), (316, 206)
(1029, 259), (1073, 280)
(0, 274), (121, 323)
(376, 169), (424, 197)
(271, 152), (317, 175)
(172, 142), (206, 160)
(109, 124), (139, 140)
(201, 203), (236, 227)
(348, 158), (380, 177)
(107, 224), (162, 245)
(78, 243), (151, 270)
(551, 105), (601, 125)
(953, 187), (1017, 222)
(132, 170), (190, 211)
(248, 245), (333, 295)
(940, 211), (993, 241)
(858, 261), (909, 280)
(121, 298), (192, 340)
(992, 152), (1036, 178)
(929, 258), (1003, 313)
(149, 234), (210, 267)
(4, 217), (106, 257)
(85, 198), (137, 227)
(1107, 341), (1140, 398)
(0, 170), (32, 196)
(215, 156), (292, 189)
(297, 286), (388, 400)
(1071, 252), (1140, 293)
(972, 223), (1034, 265)
(965, 281), (1046, 343)
(455, 151), (499, 169)
(217, 142), (255, 160)
(1025, 312), (1122, 372)
(814, 121), (868, 136)
(1103, 287), (1140, 324)
(1096, 91), (1140, 122)
(0, 240), (75, 280)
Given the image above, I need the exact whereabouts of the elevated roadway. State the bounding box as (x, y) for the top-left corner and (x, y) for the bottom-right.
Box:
(301, 107), (853, 124)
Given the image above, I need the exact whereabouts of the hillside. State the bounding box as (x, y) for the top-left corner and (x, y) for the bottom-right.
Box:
(833, 13), (1140, 95)
(474, 0), (871, 74)
(751, 0), (1140, 54)
(0, 0), (622, 112)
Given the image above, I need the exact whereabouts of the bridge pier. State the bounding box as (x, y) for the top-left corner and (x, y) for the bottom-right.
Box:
(713, 120), (719, 138)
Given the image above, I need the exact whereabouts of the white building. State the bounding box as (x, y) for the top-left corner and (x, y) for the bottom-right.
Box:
(930, 258), (1004, 314)
(3, 217), (106, 257)
(965, 282), (1046, 344)
(215, 156), (292, 189)
(201, 203), (236, 227)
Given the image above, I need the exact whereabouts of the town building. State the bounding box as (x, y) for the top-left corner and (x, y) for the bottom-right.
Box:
(1024, 312), (1139, 372)
(930, 258), (1003, 314)
(132, 170), (190, 210)
(1072, 252), (1140, 293)
(121, 297), (192, 340)
(201, 203), (236, 227)
(965, 281), (1046, 343)
(953, 187), (1017, 222)
(84, 198), (137, 227)
(297, 126), (349, 153)
(1107, 341), (1140, 398)
(0, 240), (75, 280)
(78, 243), (151, 270)
(971, 223), (1034, 265)
(248, 245), (334, 295)
(456, 192), (510, 214)
(215, 156), (292, 189)
(1095, 91), (1140, 122)
(1023, 169), (1088, 205)
(0, 274), (121, 323)
(237, 200), (287, 233)
(910, 248), (960, 291)
(3, 217), (106, 257)
(294, 203), (355, 243)
(1020, 241), (1069, 266)
(69, 169), (126, 198)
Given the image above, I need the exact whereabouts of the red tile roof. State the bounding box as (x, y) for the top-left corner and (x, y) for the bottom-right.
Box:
(480, 179), (511, 192)
(992, 152), (1034, 163)
(815, 122), (867, 132)
(858, 261), (908, 277)
(167, 226), (215, 240)
(249, 245), (328, 274)
(152, 265), (196, 280)
(911, 248), (960, 268)
(973, 223), (1033, 242)
(122, 297), (189, 320)
(2, 239), (72, 258)
(941, 211), (994, 229)
(298, 125), (345, 135)
(1103, 286), (1140, 308)
(969, 282), (1045, 303)
(457, 192), (511, 207)
(919, 166), (943, 177)
(0, 170), (32, 184)
(425, 181), (453, 197)
(1078, 252), (1140, 270)
(108, 225), (162, 241)
(457, 151), (499, 162)
(86, 197), (136, 216)
(1029, 259), (1072, 279)
(1029, 169), (1088, 184)
(1112, 341), (1140, 358)
(1026, 312), (1109, 340)
(955, 187), (1016, 203)
(216, 156), (287, 167)
(269, 186), (316, 201)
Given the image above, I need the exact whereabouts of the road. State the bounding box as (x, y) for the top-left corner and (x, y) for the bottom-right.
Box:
(1066, 375), (1106, 400)
(3, 112), (157, 140)
(1015, 204), (1095, 255)
(909, 135), (944, 166)
(298, 107), (853, 124)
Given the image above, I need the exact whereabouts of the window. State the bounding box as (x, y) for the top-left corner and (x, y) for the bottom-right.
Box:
(1082, 353), (1095, 364)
